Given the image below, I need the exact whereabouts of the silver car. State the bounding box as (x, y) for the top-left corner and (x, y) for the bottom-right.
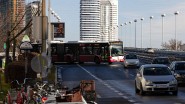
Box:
(169, 61), (185, 84)
(123, 54), (140, 68)
(135, 64), (178, 96)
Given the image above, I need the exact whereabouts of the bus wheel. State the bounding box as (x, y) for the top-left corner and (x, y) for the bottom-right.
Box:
(95, 57), (100, 64)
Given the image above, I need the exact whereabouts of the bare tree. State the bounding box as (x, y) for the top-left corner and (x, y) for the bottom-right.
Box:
(3, 4), (41, 82)
(161, 39), (182, 50)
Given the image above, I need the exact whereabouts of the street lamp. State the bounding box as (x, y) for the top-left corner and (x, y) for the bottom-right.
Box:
(174, 11), (179, 50)
(134, 19), (137, 48)
(124, 22), (127, 46)
(149, 16), (153, 48)
(120, 24), (123, 42)
(129, 21), (132, 47)
(140, 18), (144, 48)
(161, 13), (166, 47)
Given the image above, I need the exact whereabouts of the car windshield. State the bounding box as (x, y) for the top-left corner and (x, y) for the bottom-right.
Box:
(152, 58), (170, 64)
(143, 67), (172, 76)
(175, 63), (185, 70)
(126, 54), (137, 59)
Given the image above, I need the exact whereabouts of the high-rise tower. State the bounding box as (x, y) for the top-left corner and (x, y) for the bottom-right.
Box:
(80, 0), (101, 41)
(0, 0), (25, 51)
(80, 0), (118, 42)
(25, 1), (41, 42)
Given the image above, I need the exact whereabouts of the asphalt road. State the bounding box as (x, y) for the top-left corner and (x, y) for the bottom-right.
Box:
(56, 62), (185, 104)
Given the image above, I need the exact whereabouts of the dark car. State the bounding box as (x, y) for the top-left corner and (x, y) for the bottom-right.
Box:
(169, 61), (185, 84)
(151, 57), (170, 66)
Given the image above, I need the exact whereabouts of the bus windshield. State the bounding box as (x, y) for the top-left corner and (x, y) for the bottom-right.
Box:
(111, 45), (123, 56)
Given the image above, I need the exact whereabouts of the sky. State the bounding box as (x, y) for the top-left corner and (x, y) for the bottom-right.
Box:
(27, 0), (185, 48)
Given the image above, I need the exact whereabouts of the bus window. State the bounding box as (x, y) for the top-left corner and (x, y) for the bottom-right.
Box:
(93, 47), (100, 55)
(65, 47), (72, 54)
(111, 45), (123, 56)
(84, 47), (92, 55)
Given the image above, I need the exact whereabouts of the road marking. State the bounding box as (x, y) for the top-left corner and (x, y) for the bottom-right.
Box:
(128, 99), (136, 103)
(77, 64), (139, 103)
(118, 92), (123, 96)
(130, 74), (134, 76)
(96, 94), (101, 98)
(122, 96), (128, 99)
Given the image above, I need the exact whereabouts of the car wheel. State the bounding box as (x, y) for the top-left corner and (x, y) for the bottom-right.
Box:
(172, 90), (178, 96)
(135, 82), (140, 94)
(139, 83), (145, 96)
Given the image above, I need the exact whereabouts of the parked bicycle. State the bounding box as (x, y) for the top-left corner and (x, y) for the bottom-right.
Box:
(4, 78), (32, 104)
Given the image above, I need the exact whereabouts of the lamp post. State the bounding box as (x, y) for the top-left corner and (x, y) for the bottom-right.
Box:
(174, 11), (179, 50)
(134, 19), (137, 48)
(120, 24), (123, 42)
(129, 21), (132, 47)
(161, 14), (166, 47)
(140, 18), (144, 48)
(149, 16), (153, 48)
(124, 22), (127, 46)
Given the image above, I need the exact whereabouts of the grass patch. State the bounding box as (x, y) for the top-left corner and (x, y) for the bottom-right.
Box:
(0, 70), (10, 101)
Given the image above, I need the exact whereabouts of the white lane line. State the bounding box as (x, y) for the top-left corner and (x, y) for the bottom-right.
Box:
(128, 99), (136, 103)
(122, 96), (128, 99)
(96, 94), (101, 98)
(77, 64), (135, 102)
(77, 64), (102, 82)
(118, 69), (122, 71)
(130, 74), (134, 76)
(118, 92), (123, 96)
(114, 90), (119, 93)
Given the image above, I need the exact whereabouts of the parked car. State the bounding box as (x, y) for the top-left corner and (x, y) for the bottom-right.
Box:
(151, 57), (171, 66)
(169, 61), (185, 84)
(123, 54), (140, 68)
(135, 64), (178, 96)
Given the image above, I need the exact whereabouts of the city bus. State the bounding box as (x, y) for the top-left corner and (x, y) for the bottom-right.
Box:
(50, 41), (124, 64)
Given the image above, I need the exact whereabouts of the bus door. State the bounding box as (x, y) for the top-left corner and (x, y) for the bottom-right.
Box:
(57, 44), (65, 62)
(64, 44), (78, 63)
(99, 45), (109, 62)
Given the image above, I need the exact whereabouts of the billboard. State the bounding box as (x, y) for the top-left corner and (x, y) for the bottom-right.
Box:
(52, 22), (65, 38)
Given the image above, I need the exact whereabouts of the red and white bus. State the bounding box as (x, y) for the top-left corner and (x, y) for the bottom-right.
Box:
(50, 41), (124, 64)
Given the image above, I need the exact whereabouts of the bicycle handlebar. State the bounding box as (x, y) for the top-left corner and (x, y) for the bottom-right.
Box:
(11, 78), (32, 86)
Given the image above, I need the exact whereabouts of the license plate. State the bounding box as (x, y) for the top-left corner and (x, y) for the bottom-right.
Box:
(157, 84), (167, 88)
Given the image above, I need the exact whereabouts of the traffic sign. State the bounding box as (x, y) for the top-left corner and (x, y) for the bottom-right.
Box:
(20, 41), (33, 50)
(22, 35), (30, 42)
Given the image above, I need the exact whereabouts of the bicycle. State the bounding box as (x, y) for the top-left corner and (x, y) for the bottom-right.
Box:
(28, 81), (51, 104)
(10, 78), (32, 104)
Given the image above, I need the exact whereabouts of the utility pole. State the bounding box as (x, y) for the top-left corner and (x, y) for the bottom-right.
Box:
(42, 0), (47, 53)
(48, 0), (51, 58)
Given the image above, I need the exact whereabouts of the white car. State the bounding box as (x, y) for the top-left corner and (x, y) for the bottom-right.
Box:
(145, 48), (155, 53)
(123, 54), (140, 68)
(135, 64), (178, 96)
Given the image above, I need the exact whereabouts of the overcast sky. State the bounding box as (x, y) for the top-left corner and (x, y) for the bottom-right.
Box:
(27, 0), (185, 48)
